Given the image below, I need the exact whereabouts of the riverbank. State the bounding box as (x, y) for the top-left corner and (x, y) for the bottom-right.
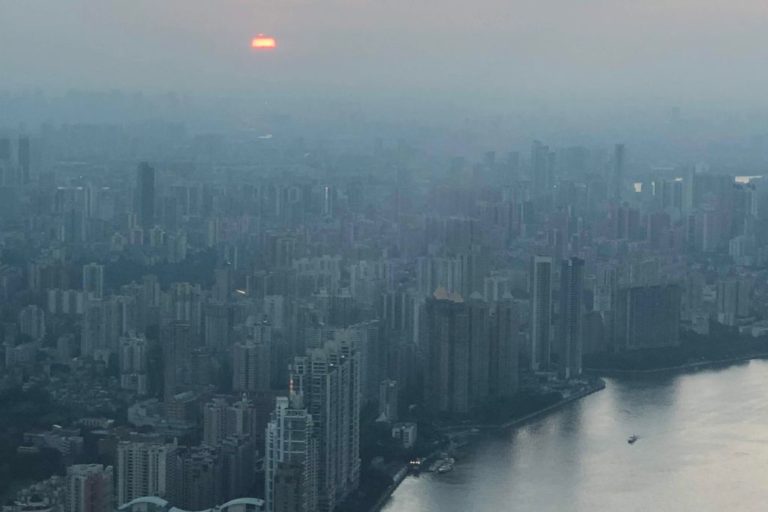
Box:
(586, 353), (768, 376)
(376, 360), (768, 512)
(583, 331), (768, 374)
(497, 379), (606, 430)
(368, 465), (408, 512)
(436, 379), (606, 434)
(369, 378), (606, 511)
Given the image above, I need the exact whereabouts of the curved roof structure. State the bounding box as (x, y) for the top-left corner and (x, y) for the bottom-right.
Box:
(119, 497), (169, 510)
(118, 497), (264, 512)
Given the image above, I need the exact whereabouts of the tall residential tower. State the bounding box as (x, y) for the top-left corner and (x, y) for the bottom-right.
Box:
(530, 256), (553, 371)
(290, 339), (360, 512)
(558, 257), (584, 379)
(264, 393), (318, 512)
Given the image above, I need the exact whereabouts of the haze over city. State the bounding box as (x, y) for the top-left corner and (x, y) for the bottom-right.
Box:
(2, 1), (768, 512)
(3, 0), (768, 101)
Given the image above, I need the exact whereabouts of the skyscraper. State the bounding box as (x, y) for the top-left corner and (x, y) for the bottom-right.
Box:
(424, 290), (493, 415)
(613, 284), (681, 351)
(530, 140), (553, 197)
(530, 256), (553, 371)
(558, 257), (584, 379)
(203, 398), (230, 447)
(488, 299), (520, 396)
(218, 435), (256, 502)
(136, 163), (155, 229)
(213, 266), (233, 303)
(264, 393), (318, 512)
(168, 282), (203, 341)
(18, 304), (46, 341)
(163, 322), (192, 402)
(325, 320), (383, 403)
(172, 445), (221, 510)
(82, 263), (105, 300)
(232, 338), (271, 393)
(119, 335), (148, 395)
(116, 440), (176, 505)
(202, 395), (259, 446)
(424, 291), (471, 415)
(378, 379), (399, 423)
(715, 278), (751, 326)
(291, 339), (360, 512)
(81, 298), (124, 358)
(204, 302), (231, 352)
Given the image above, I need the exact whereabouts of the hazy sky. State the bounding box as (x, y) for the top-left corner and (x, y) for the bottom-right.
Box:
(2, 0), (768, 105)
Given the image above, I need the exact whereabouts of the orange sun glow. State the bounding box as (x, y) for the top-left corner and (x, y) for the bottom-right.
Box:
(251, 35), (277, 50)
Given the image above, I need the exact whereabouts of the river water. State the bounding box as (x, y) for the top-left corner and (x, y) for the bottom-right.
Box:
(383, 359), (768, 512)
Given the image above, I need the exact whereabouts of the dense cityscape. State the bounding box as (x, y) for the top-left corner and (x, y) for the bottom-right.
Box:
(2, 106), (768, 512)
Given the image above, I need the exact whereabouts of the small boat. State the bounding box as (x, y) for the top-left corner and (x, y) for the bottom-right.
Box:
(431, 456), (456, 474)
(627, 435), (639, 444)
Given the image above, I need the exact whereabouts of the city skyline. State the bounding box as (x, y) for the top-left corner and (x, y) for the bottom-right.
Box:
(2, 2), (768, 511)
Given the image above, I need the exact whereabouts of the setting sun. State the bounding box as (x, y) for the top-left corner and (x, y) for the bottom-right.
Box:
(251, 35), (276, 50)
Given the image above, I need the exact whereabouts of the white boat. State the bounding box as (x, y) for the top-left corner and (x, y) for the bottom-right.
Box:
(435, 457), (455, 473)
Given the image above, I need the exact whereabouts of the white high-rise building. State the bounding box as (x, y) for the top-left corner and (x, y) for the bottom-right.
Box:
(325, 321), (381, 403)
(291, 339), (360, 512)
(264, 393), (317, 512)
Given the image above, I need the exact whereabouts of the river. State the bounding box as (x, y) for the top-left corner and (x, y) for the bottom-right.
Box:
(383, 359), (768, 512)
